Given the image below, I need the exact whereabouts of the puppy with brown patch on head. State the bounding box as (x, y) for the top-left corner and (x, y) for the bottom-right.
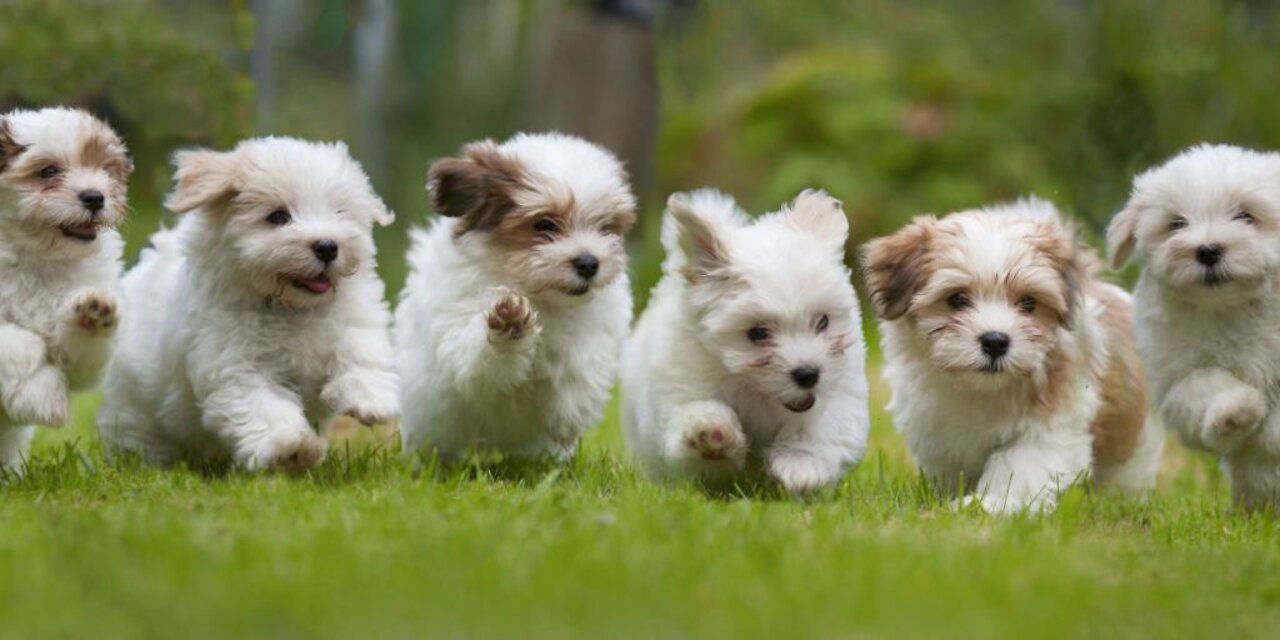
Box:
(396, 133), (635, 462)
(1109, 144), (1280, 508)
(863, 198), (1161, 513)
(0, 107), (132, 473)
(97, 137), (399, 472)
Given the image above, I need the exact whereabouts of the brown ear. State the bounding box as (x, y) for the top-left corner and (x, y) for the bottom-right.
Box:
(164, 148), (238, 213)
(426, 140), (526, 234)
(1038, 221), (1096, 331)
(1106, 197), (1144, 269)
(0, 118), (26, 174)
(860, 216), (936, 320)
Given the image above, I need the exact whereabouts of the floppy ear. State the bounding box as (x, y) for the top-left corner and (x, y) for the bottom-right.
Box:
(426, 140), (526, 233)
(784, 189), (849, 255)
(1038, 221), (1095, 331)
(668, 193), (732, 284)
(1106, 197), (1144, 269)
(369, 201), (395, 227)
(860, 215), (936, 321)
(164, 148), (238, 214)
(0, 117), (25, 174)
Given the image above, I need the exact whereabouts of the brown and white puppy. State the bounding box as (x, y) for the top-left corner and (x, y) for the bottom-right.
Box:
(396, 132), (636, 461)
(863, 197), (1160, 513)
(0, 107), (131, 473)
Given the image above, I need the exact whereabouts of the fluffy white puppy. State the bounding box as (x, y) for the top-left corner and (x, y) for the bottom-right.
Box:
(0, 107), (131, 473)
(623, 189), (869, 493)
(397, 133), (635, 461)
(864, 198), (1161, 514)
(97, 137), (398, 472)
(1108, 144), (1280, 508)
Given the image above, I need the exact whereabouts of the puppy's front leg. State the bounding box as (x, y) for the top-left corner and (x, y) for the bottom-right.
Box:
(0, 324), (69, 426)
(660, 400), (749, 480)
(437, 289), (541, 393)
(1162, 367), (1266, 455)
(55, 289), (119, 390)
(766, 418), (854, 494)
(975, 430), (1093, 514)
(201, 373), (326, 472)
(321, 327), (400, 426)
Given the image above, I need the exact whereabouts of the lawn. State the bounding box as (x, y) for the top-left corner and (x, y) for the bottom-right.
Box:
(2, 369), (1278, 639)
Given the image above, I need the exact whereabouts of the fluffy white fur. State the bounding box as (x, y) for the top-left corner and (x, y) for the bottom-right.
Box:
(0, 107), (131, 473)
(397, 133), (635, 461)
(1108, 144), (1280, 508)
(98, 137), (398, 472)
(868, 198), (1161, 513)
(623, 189), (870, 493)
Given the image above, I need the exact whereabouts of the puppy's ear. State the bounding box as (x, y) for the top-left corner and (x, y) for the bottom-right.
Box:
(860, 216), (936, 320)
(1038, 221), (1095, 331)
(1106, 196), (1144, 269)
(668, 193), (732, 283)
(0, 117), (26, 174)
(165, 148), (238, 214)
(785, 189), (849, 255)
(426, 140), (526, 233)
(369, 201), (396, 227)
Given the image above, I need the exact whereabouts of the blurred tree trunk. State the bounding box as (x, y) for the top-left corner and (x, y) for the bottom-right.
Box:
(354, 0), (394, 184)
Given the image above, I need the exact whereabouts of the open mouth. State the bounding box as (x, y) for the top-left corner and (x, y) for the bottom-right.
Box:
(565, 284), (591, 296)
(784, 394), (816, 413)
(291, 274), (334, 295)
(61, 223), (98, 242)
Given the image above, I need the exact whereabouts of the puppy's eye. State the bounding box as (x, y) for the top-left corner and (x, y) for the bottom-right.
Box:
(533, 218), (559, 234)
(816, 314), (829, 333)
(946, 291), (971, 310)
(38, 165), (61, 180)
(266, 210), (292, 226)
(746, 325), (772, 344)
(1169, 216), (1188, 231)
(1017, 295), (1037, 314)
(1234, 210), (1254, 224)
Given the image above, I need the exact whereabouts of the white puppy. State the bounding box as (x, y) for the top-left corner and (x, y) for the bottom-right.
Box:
(0, 107), (131, 473)
(623, 189), (869, 493)
(97, 137), (398, 472)
(397, 133), (635, 462)
(1108, 144), (1280, 508)
(865, 198), (1161, 513)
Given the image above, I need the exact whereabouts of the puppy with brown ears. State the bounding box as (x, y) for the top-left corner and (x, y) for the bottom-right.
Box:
(863, 198), (1160, 513)
(396, 133), (635, 462)
(1108, 144), (1280, 508)
(0, 107), (132, 473)
(98, 137), (399, 472)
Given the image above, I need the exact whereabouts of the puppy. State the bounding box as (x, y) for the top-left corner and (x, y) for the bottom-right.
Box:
(396, 133), (635, 461)
(864, 198), (1160, 513)
(0, 107), (131, 473)
(1108, 144), (1280, 508)
(97, 137), (398, 472)
(623, 189), (869, 493)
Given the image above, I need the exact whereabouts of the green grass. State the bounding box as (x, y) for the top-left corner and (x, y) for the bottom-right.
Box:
(3, 375), (1279, 640)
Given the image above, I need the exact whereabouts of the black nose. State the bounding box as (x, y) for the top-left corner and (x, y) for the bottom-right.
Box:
(979, 331), (1010, 358)
(312, 239), (339, 264)
(790, 365), (821, 389)
(572, 254), (600, 279)
(79, 190), (104, 212)
(1196, 244), (1224, 267)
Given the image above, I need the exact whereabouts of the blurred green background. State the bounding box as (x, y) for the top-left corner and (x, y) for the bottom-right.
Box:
(4, 0), (1279, 303)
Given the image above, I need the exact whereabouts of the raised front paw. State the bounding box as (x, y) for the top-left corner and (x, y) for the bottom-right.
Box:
(1204, 386), (1266, 453)
(322, 375), (400, 426)
(3, 367), (69, 426)
(768, 450), (839, 494)
(238, 429), (327, 473)
(485, 291), (539, 343)
(682, 418), (748, 465)
(68, 290), (118, 335)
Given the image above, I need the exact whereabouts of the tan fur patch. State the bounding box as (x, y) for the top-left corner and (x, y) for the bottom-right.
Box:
(861, 215), (937, 320)
(0, 118), (24, 173)
(427, 140), (528, 235)
(1087, 283), (1147, 467)
(165, 149), (238, 213)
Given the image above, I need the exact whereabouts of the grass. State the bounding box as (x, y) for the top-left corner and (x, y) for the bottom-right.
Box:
(2, 370), (1279, 640)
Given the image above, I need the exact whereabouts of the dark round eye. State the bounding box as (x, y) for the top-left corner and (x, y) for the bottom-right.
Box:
(533, 218), (559, 234)
(38, 165), (61, 179)
(1234, 210), (1254, 224)
(746, 325), (771, 344)
(816, 314), (829, 332)
(947, 291), (971, 310)
(1169, 217), (1188, 231)
(266, 210), (291, 226)
(1017, 295), (1037, 314)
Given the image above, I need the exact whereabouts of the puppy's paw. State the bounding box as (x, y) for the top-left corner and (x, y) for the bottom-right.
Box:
(684, 419), (748, 465)
(1204, 386), (1266, 453)
(239, 429), (327, 473)
(67, 290), (118, 335)
(3, 367), (69, 426)
(768, 450), (838, 494)
(322, 374), (400, 426)
(485, 291), (539, 343)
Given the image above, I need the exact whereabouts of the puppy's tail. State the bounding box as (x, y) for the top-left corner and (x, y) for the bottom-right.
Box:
(660, 188), (748, 272)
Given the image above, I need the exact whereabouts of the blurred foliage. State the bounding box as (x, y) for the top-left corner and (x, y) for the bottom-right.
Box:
(0, 0), (254, 251)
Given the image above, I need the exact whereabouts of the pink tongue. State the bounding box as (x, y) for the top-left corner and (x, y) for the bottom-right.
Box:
(68, 224), (95, 234)
(300, 276), (332, 293)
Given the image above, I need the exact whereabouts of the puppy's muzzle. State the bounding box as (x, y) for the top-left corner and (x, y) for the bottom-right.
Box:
(571, 253), (599, 280)
(1196, 244), (1224, 267)
(79, 190), (105, 213)
(979, 331), (1010, 364)
(312, 239), (339, 265)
